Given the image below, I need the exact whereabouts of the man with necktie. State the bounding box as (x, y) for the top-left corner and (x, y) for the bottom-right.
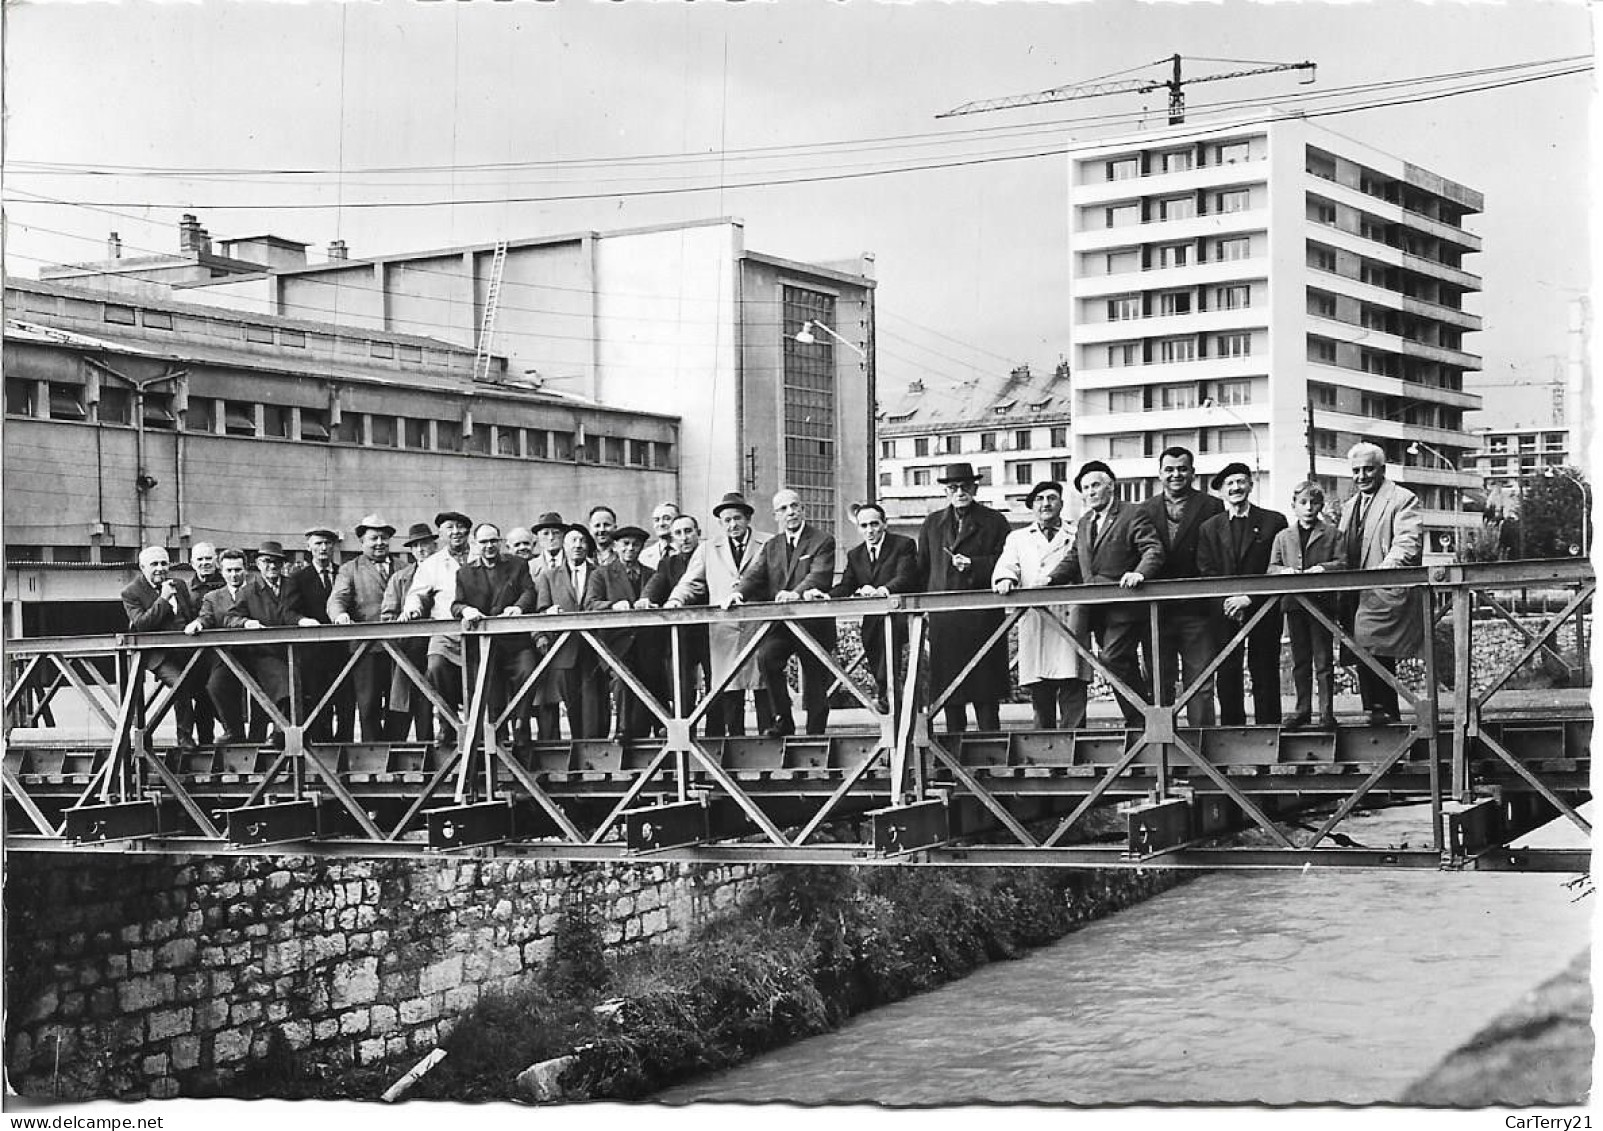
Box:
(594, 525), (661, 738)
(226, 541), (320, 747)
(329, 514), (399, 741)
(454, 523), (540, 743)
(185, 547), (255, 745)
(533, 525), (608, 738)
(287, 524), (352, 742)
(828, 502), (920, 713)
(121, 545), (208, 749)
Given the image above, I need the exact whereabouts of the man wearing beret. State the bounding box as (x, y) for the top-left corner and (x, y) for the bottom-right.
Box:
(380, 523), (438, 742)
(1197, 463), (1288, 725)
(225, 540), (320, 747)
(1046, 461), (1165, 727)
(329, 514), (400, 741)
(916, 462), (1012, 733)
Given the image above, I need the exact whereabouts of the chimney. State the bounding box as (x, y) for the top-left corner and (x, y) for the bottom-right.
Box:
(328, 239), (348, 261)
(1008, 364), (1031, 386)
(197, 227), (212, 256)
(107, 232), (122, 259)
(908, 379), (925, 395)
(1054, 358), (1071, 382)
(178, 214), (201, 253)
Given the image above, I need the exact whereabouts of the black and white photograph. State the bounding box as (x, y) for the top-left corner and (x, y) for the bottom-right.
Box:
(1, 0), (1594, 1123)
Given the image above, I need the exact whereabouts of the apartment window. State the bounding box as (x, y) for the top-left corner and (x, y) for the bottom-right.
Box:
(1306, 150), (1336, 180)
(1014, 429), (1032, 451)
(1013, 462), (1034, 486)
(1107, 389), (1142, 414)
(103, 304), (136, 326)
(300, 408), (330, 443)
(1360, 395), (1388, 419)
(1157, 196), (1195, 221)
(1106, 157), (1138, 181)
(908, 437), (927, 458)
(1162, 429), (1198, 452)
(1308, 290), (1337, 319)
(1307, 336), (1338, 364)
(1214, 189), (1250, 214)
(977, 466), (994, 487)
(1160, 383), (1197, 411)
(1309, 199), (1336, 225)
(1050, 426), (1068, 447)
(1156, 243), (1190, 269)
(404, 418), (431, 450)
(1051, 461), (1069, 481)
(437, 423), (463, 454)
(1158, 291), (1192, 317)
(1307, 243), (1337, 272)
(1311, 383), (1338, 409)
(1360, 350), (1397, 377)
(263, 404), (293, 439)
(224, 400), (256, 437)
(1214, 332), (1251, 359)
(1214, 284), (1251, 311)
(1314, 429), (1339, 454)
(1104, 203), (1140, 229)
(1107, 295), (1142, 322)
(911, 468), (932, 487)
(938, 435), (958, 455)
(1214, 237), (1251, 262)
(5, 378), (37, 417)
(879, 472), (892, 489)
(1214, 141), (1251, 165)
(881, 439), (896, 459)
(47, 383), (87, 421)
(979, 432), (997, 452)
(1360, 263), (1391, 288)
(1215, 379), (1252, 407)
(1215, 427), (1254, 454)
(501, 428), (525, 458)
(1161, 149), (1194, 174)
(1118, 480), (1148, 503)
(1106, 342), (1139, 368)
(1544, 433), (1566, 451)
(1105, 249), (1140, 275)
(370, 415), (398, 447)
(1158, 337), (1197, 364)
(1110, 434), (1144, 460)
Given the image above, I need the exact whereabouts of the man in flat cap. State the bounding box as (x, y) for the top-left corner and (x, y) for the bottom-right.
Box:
(1046, 461), (1165, 727)
(330, 514), (399, 740)
(994, 480), (1090, 730)
(380, 522), (438, 742)
(286, 524), (352, 742)
(1197, 463), (1288, 726)
(917, 462), (1012, 733)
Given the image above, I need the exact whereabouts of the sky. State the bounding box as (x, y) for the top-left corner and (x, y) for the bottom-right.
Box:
(2, 0), (1593, 431)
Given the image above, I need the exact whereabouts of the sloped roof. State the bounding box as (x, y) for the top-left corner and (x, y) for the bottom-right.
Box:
(879, 364), (1071, 432)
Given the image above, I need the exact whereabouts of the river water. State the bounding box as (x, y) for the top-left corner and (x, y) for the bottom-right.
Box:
(659, 806), (1593, 1106)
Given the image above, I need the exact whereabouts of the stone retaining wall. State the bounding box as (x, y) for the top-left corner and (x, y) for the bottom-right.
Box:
(4, 853), (771, 1099)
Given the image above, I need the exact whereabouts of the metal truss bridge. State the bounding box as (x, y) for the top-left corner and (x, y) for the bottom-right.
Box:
(4, 560), (1592, 872)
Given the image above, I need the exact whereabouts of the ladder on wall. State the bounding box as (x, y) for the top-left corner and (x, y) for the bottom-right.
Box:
(472, 240), (509, 383)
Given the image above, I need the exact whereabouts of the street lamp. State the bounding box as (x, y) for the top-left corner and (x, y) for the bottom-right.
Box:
(1202, 397), (1261, 476)
(794, 319), (868, 359)
(1408, 441), (1463, 555)
(1541, 465), (1589, 556)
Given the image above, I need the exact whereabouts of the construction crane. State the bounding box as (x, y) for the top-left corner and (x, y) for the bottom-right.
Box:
(938, 53), (1316, 125)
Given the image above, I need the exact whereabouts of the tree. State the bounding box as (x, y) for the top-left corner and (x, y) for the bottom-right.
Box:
(1506, 467), (1591, 560)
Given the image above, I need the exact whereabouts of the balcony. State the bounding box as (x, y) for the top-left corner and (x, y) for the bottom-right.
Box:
(1074, 355), (1265, 390)
(1073, 208), (1267, 252)
(1314, 224), (1482, 291)
(1072, 159), (1268, 205)
(1074, 306), (1266, 345)
(1304, 173), (1483, 253)
(1308, 267), (1482, 333)
(1305, 361), (1482, 410)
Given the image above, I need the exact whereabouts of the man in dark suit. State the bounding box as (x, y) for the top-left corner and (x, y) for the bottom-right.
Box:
(1133, 446), (1225, 726)
(1046, 461), (1165, 727)
(916, 462), (1013, 733)
(329, 514), (400, 741)
(186, 547), (254, 744)
(121, 545), (208, 749)
(225, 541), (320, 746)
(643, 514), (711, 733)
(185, 542), (224, 744)
(732, 488), (837, 737)
(593, 525), (662, 738)
(828, 502), (920, 713)
(532, 525), (610, 738)
(285, 525), (352, 742)
(453, 523), (539, 743)
(1197, 463), (1289, 726)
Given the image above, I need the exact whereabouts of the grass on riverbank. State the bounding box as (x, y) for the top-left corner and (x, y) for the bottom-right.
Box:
(412, 865), (1178, 1102)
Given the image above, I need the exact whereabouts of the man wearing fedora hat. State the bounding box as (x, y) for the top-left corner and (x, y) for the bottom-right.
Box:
(380, 522), (438, 742)
(639, 501), (680, 571)
(592, 524), (661, 738)
(286, 524), (352, 742)
(530, 512), (567, 580)
(1197, 463), (1288, 726)
(667, 491), (776, 736)
(329, 514), (400, 740)
(225, 540), (320, 747)
(917, 462), (1012, 732)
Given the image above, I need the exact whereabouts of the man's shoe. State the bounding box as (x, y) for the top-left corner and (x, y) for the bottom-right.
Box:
(1365, 710), (1400, 726)
(175, 734), (198, 751)
(1317, 715), (1339, 730)
(1283, 712), (1311, 730)
(762, 723), (795, 739)
(215, 731), (243, 749)
(266, 730), (287, 750)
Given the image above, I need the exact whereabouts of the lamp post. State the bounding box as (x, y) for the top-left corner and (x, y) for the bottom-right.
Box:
(795, 319), (867, 359)
(1407, 440), (1462, 556)
(1541, 465), (1589, 556)
(1202, 397), (1262, 477)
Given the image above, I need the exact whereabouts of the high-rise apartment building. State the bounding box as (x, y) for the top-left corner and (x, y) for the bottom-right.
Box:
(1067, 113), (1482, 553)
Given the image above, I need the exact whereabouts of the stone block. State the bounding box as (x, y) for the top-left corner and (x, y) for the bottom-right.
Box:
(488, 950), (523, 980)
(331, 956), (380, 1009)
(443, 984), (478, 1013)
(370, 1005), (398, 1035)
(263, 939), (303, 977)
(398, 997), (435, 1027)
(199, 946), (228, 968)
(60, 992), (85, 1019)
(213, 1028), (251, 1064)
(409, 1023), (439, 1052)
(462, 951), (491, 983)
(146, 917), (179, 943)
(417, 955), (463, 996)
(266, 870), (293, 891)
(156, 938), (198, 969)
(279, 1020), (312, 1050)
(141, 1054), (170, 1078)
(170, 1035), (201, 1072)
(147, 1007), (193, 1042)
(116, 974), (173, 1014)
(24, 986), (60, 1024)
(195, 997), (229, 1032)
(307, 934), (347, 964)
(515, 1054), (576, 1102)
(340, 1009), (370, 1037)
(266, 1001), (290, 1023)
(492, 899), (514, 921)
(181, 910), (204, 935)
(77, 966), (101, 989)
(641, 909), (669, 936)
(88, 987), (118, 1019)
(230, 1001), (264, 1025)
(130, 948), (155, 975)
(522, 938), (553, 967)
(357, 1036), (390, 1066)
(120, 924), (143, 946)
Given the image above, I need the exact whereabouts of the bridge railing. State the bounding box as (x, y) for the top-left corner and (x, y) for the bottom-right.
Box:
(3, 558), (1591, 867)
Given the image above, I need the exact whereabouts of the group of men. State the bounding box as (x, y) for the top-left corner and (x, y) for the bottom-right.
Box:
(121, 438), (1421, 748)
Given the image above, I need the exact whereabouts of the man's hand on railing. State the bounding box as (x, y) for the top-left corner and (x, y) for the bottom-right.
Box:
(333, 613), (355, 626)
(296, 617), (320, 628)
(183, 619), (204, 636)
(854, 585), (889, 598)
(1119, 571), (1145, 590)
(722, 594), (744, 610)
(1223, 595), (1251, 621)
(775, 589), (801, 604)
(801, 588), (828, 601)
(243, 619), (265, 630)
(460, 607), (485, 629)
(663, 598), (683, 609)
(498, 606), (523, 617)
(633, 598), (655, 610)
(993, 578), (1016, 596)
(612, 600), (633, 611)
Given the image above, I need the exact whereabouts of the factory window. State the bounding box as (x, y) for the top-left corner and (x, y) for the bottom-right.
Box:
(914, 437), (930, 457)
(279, 329), (306, 349)
(404, 418), (431, 450)
(524, 430), (548, 459)
(627, 438), (650, 466)
(5, 378), (37, 417)
(187, 397), (216, 433)
(103, 304), (135, 325)
(263, 404), (293, 439)
(1050, 426), (1068, 447)
(881, 439), (895, 459)
(370, 341), (395, 359)
(398, 344), (423, 364)
(300, 408), (330, 443)
(437, 423), (463, 453)
(979, 432), (997, 452)
(370, 415), (398, 448)
(141, 310), (174, 331)
(552, 431), (574, 460)
(498, 428), (523, 458)
(603, 436), (625, 464)
(653, 441), (674, 469)
(99, 387), (132, 425)
(1214, 332), (1252, 358)
(1107, 295), (1141, 321)
(467, 424), (492, 455)
(244, 324), (274, 345)
(1105, 157), (1138, 182)
(1014, 429), (1032, 451)
(1215, 379), (1252, 407)
(223, 400), (256, 437)
(1013, 462), (1034, 486)
(334, 413), (363, 445)
(143, 392), (176, 430)
(48, 383), (87, 421)
(1215, 284), (1250, 310)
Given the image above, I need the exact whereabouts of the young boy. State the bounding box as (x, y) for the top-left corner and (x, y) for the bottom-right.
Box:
(1268, 482), (1342, 729)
